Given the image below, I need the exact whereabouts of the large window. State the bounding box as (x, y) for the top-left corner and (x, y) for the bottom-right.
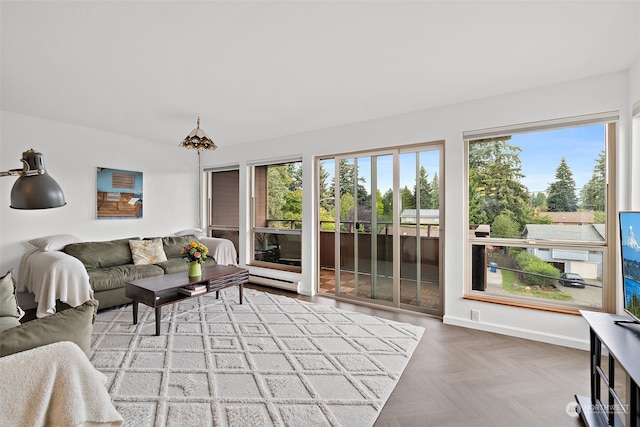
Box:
(466, 113), (617, 313)
(251, 160), (303, 272)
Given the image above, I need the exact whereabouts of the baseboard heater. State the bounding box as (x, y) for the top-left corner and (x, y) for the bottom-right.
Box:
(248, 274), (300, 293)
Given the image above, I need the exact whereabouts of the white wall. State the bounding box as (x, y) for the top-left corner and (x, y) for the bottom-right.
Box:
(1, 70), (635, 348)
(0, 111), (201, 298)
(201, 71), (634, 349)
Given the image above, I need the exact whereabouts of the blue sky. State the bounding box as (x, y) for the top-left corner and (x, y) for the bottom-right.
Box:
(512, 124), (604, 194)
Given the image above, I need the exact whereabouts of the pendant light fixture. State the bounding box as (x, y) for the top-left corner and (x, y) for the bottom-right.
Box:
(179, 116), (217, 227)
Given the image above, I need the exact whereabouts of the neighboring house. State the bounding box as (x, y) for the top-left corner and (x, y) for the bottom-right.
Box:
(400, 209), (440, 237)
(540, 211), (595, 225)
(523, 224), (604, 280)
(400, 209), (439, 224)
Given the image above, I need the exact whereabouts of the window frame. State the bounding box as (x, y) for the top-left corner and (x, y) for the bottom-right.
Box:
(205, 166), (241, 258)
(249, 158), (303, 272)
(464, 113), (618, 314)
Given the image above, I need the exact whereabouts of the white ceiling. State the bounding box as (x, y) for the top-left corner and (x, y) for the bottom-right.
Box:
(2, 1), (639, 147)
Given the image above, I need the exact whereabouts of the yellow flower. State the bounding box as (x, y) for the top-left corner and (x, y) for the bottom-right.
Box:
(190, 241), (198, 247)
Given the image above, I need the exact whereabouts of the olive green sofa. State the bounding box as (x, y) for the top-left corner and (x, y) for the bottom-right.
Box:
(62, 234), (216, 311)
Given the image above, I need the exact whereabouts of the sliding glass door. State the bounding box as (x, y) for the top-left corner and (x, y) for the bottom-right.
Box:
(318, 143), (442, 315)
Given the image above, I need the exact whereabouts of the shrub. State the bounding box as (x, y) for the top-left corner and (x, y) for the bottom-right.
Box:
(515, 251), (560, 286)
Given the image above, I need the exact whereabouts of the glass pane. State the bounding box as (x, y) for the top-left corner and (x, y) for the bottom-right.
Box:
(468, 124), (606, 243)
(336, 155), (393, 303)
(337, 158), (355, 296)
(399, 150), (441, 310)
(373, 155), (393, 302)
(319, 159), (336, 294)
(471, 243), (603, 309)
(252, 161), (302, 270)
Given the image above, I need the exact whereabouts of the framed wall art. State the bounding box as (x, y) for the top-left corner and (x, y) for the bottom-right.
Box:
(96, 167), (143, 219)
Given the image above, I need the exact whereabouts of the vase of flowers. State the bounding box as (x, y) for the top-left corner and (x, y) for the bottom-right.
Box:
(187, 261), (201, 278)
(180, 241), (209, 278)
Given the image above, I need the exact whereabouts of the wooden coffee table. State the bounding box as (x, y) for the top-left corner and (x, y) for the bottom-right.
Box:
(125, 265), (249, 335)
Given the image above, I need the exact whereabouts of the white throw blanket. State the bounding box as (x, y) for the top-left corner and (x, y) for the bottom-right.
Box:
(0, 341), (123, 427)
(18, 249), (94, 318)
(198, 236), (238, 266)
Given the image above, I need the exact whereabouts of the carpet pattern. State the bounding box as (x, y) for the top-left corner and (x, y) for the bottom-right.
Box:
(90, 288), (425, 426)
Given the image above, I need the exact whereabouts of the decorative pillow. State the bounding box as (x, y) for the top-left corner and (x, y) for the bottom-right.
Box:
(28, 234), (82, 251)
(0, 270), (22, 321)
(174, 228), (206, 237)
(0, 299), (98, 357)
(129, 238), (168, 265)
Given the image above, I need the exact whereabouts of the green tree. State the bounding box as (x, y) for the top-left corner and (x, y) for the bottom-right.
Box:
(401, 185), (415, 210)
(319, 206), (335, 231)
(339, 193), (355, 221)
(430, 173), (439, 208)
(546, 157), (578, 212)
(287, 162), (302, 191)
(282, 189), (302, 227)
(382, 189), (393, 217)
(593, 211), (605, 223)
(468, 136), (530, 228)
(532, 192), (547, 210)
(491, 214), (521, 238)
(376, 188), (384, 216)
(414, 166), (433, 209)
(267, 165), (291, 220)
(318, 162), (334, 211)
(580, 150), (605, 212)
(330, 159), (369, 204)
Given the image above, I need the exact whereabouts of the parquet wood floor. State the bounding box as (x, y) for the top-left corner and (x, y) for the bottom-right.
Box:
(247, 284), (589, 427)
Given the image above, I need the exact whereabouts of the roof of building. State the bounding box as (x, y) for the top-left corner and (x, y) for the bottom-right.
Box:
(400, 209), (440, 218)
(540, 211), (595, 224)
(523, 224), (605, 242)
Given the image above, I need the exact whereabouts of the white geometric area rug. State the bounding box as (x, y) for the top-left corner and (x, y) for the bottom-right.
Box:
(90, 288), (425, 427)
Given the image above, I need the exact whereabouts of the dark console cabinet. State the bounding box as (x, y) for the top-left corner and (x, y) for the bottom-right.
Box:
(576, 310), (640, 427)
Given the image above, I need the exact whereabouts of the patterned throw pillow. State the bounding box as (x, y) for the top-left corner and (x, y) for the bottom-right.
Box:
(129, 238), (168, 265)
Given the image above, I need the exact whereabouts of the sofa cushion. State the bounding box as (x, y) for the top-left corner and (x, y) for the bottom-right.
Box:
(162, 234), (198, 259)
(0, 299), (98, 357)
(64, 237), (139, 269)
(129, 238), (167, 265)
(0, 270), (22, 333)
(88, 264), (165, 292)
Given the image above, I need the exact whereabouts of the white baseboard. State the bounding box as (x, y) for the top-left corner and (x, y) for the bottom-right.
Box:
(443, 314), (590, 350)
(248, 274), (300, 293)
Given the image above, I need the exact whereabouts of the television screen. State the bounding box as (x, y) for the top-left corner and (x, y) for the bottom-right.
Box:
(619, 211), (640, 322)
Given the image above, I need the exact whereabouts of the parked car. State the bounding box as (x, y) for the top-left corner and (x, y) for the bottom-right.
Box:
(559, 272), (586, 288)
